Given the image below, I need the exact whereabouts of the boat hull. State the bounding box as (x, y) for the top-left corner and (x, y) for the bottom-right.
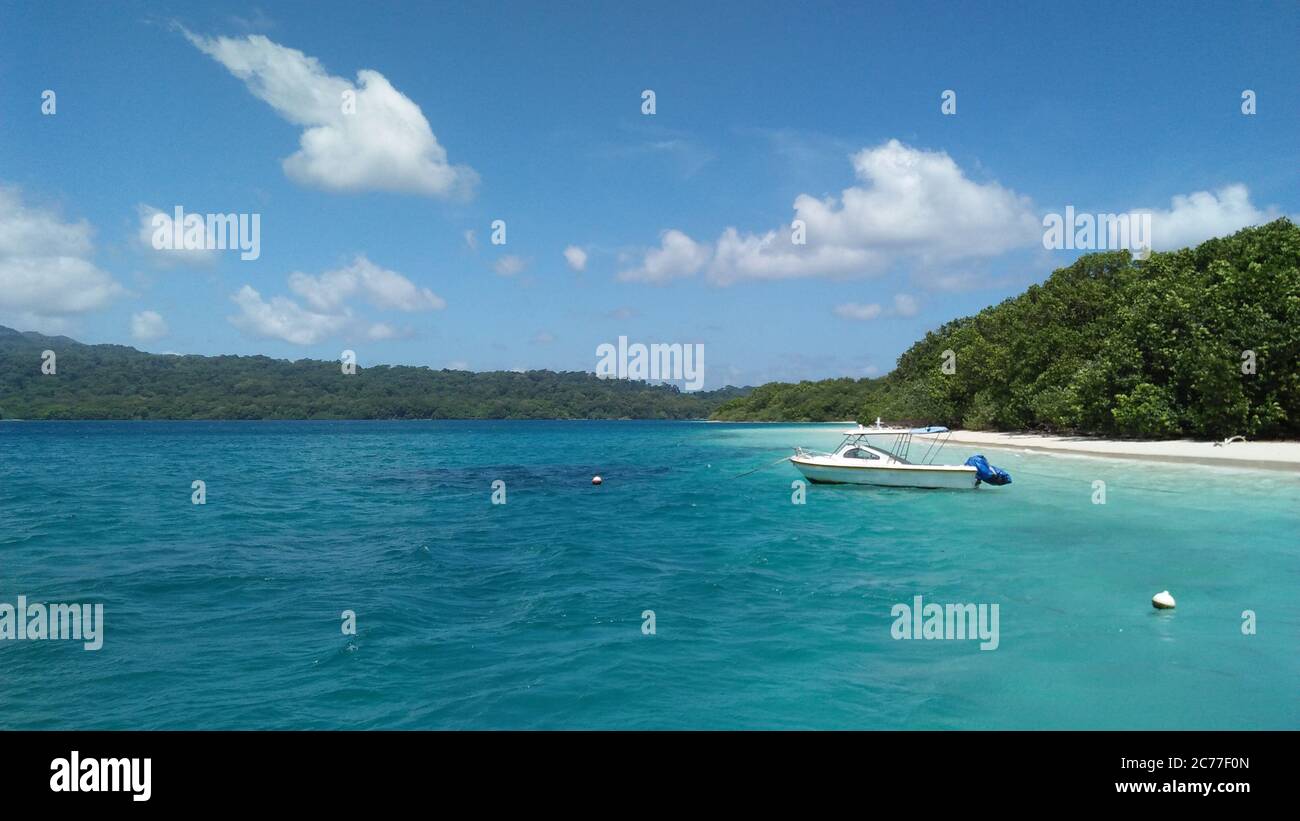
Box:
(790, 457), (979, 489)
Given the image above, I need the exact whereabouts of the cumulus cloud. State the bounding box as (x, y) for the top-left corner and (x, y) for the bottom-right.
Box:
(1138, 184), (1282, 251)
(230, 255), (443, 344)
(712, 228), (882, 283)
(229, 285), (349, 345)
(833, 293), (919, 321)
(617, 229), (710, 283)
(288, 255), (444, 312)
(131, 310), (169, 341)
(891, 293), (920, 317)
(563, 245), (588, 272)
(617, 140), (1039, 286)
(833, 302), (883, 321)
(0, 186), (123, 318)
(184, 30), (477, 198)
(494, 255), (528, 276)
(708, 140), (1039, 283)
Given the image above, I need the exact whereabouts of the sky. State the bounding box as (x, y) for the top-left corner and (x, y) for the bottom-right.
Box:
(1, 1), (1297, 388)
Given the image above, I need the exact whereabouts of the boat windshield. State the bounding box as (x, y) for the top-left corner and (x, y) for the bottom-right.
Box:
(841, 435), (912, 464)
(841, 447), (881, 460)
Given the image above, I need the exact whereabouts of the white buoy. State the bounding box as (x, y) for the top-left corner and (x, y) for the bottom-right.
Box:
(592, 475), (602, 485)
(1152, 590), (1176, 610)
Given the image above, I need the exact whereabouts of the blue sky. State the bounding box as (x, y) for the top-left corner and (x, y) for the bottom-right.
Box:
(1, 1), (1296, 388)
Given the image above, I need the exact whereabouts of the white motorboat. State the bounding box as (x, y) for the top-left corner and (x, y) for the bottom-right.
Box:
(790, 420), (1011, 490)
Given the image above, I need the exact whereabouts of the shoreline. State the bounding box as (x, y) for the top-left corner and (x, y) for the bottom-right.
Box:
(942, 430), (1300, 472)
(4, 418), (1299, 470)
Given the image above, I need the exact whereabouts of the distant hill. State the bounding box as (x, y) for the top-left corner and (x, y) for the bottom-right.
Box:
(0, 327), (749, 420)
(712, 219), (1300, 439)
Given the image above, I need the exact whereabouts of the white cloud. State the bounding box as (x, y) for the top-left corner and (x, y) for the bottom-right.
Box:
(463, 229), (478, 251)
(533, 331), (555, 344)
(136, 205), (219, 267)
(1138, 184), (1281, 251)
(833, 302), (883, 321)
(892, 293), (919, 317)
(0, 186), (123, 317)
(231, 256), (442, 344)
(494, 255), (528, 276)
(131, 310), (169, 341)
(712, 227), (882, 283)
(288, 255), (444, 312)
(563, 245), (588, 272)
(229, 285), (349, 344)
(366, 322), (397, 340)
(833, 293), (919, 321)
(184, 31), (477, 198)
(926, 271), (983, 292)
(708, 140), (1039, 284)
(617, 229), (710, 283)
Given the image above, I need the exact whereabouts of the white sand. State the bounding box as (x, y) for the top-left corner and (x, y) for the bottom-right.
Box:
(944, 430), (1300, 471)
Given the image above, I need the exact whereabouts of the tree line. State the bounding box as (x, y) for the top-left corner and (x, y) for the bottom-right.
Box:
(0, 332), (747, 420)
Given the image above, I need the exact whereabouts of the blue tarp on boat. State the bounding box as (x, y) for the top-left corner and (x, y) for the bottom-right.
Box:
(964, 454), (1012, 485)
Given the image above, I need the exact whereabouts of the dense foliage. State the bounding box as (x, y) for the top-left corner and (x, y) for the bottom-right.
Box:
(713, 219), (1300, 438)
(0, 331), (748, 420)
(704, 377), (880, 423)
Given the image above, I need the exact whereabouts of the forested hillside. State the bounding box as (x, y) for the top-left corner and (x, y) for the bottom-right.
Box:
(713, 219), (1300, 438)
(0, 330), (748, 420)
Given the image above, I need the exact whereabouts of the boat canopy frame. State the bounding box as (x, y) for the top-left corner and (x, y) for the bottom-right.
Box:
(834, 425), (953, 465)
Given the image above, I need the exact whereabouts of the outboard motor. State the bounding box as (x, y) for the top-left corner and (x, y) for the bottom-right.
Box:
(964, 454), (1012, 486)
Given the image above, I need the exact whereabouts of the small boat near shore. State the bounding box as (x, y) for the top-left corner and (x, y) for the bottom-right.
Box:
(791, 421), (1011, 490)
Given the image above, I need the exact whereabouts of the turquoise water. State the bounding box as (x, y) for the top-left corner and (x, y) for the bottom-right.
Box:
(1, 420), (1296, 729)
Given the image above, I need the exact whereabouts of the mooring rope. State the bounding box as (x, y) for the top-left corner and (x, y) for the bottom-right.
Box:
(731, 454), (794, 479)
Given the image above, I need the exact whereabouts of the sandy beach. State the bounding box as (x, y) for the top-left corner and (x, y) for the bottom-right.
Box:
(944, 430), (1300, 471)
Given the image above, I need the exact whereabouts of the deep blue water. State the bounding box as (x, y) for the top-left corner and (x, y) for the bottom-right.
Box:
(1, 420), (1296, 729)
